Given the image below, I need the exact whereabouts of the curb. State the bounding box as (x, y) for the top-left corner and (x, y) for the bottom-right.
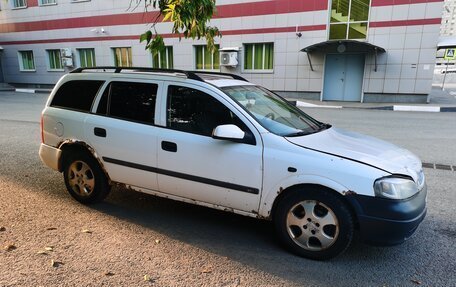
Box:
(294, 100), (456, 113)
(14, 88), (52, 94)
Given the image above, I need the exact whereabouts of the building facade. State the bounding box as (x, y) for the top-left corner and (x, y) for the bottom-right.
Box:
(441, 0), (456, 36)
(0, 0), (444, 102)
(435, 0), (456, 75)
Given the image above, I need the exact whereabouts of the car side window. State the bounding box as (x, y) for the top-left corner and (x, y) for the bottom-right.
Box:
(51, 80), (104, 112)
(96, 81), (157, 125)
(167, 85), (253, 140)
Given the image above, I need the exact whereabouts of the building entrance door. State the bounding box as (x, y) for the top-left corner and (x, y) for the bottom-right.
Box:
(323, 54), (365, 101)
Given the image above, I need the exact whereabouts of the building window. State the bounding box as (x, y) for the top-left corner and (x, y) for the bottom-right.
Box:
(47, 49), (63, 70)
(113, 47), (132, 67)
(78, 48), (96, 68)
(152, 46), (173, 69)
(329, 0), (370, 40)
(244, 43), (274, 71)
(40, 0), (56, 5)
(195, 45), (219, 70)
(18, 51), (35, 71)
(11, 0), (27, 8)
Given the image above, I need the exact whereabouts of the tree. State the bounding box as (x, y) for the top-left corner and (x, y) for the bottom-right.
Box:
(137, 0), (221, 56)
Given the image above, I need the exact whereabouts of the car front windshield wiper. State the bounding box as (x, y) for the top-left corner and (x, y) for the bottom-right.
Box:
(319, 123), (332, 130)
(285, 123), (331, 137)
(285, 131), (312, 137)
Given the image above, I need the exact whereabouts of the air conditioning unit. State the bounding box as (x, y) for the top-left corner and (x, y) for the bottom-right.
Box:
(60, 48), (72, 58)
(220, 51), (238, 66)
(62, 57), (74, 67)
(60, 48), (73, 67)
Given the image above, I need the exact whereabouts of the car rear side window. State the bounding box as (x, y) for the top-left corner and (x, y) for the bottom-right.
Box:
(99, 81), (158, 125)
(50, 80), (104, 112)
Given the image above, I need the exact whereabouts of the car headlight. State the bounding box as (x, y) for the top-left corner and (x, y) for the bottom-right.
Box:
(374, 176), (419, 200)
(416, 170), (426, 191)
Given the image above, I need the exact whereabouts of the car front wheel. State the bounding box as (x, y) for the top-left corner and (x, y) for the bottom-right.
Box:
(273, 187), (354, 260)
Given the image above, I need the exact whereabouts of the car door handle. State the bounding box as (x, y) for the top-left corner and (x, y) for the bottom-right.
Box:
(94, 127), (106, 138)
(161, 141), (177, 152)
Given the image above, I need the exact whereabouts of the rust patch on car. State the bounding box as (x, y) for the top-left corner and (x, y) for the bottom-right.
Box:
(342, 190), (357, 196)
(58, 139), (111, 183)
(277, 187), (284, 195)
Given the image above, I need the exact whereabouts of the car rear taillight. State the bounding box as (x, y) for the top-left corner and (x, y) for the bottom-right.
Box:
(40, 113), (44, 143)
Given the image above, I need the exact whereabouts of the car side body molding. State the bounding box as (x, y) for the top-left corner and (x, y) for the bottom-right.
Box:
(102, 157), (260, 195)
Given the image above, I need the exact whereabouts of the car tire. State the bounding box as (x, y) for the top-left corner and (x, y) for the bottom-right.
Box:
(273, 187), (354, 260)
(62, 150), (111, 204)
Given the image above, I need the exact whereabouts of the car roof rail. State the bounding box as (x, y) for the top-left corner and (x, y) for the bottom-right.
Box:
(69, 66), (249, 83)
(193, 71), (248, 82)
(70, 66), (204, 81)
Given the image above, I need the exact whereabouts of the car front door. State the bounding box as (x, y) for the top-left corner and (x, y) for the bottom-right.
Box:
(85, 79), (163, 191)
(156, 83), (263, 212)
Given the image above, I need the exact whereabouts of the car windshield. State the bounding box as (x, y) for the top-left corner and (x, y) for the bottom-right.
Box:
(222, 85), (329, 136)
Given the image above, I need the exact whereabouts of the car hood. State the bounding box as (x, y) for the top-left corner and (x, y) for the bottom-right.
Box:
(286, 127), (422, 181)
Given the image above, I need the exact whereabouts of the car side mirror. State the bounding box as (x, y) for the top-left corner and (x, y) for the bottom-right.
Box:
(212, 124), (245, 141)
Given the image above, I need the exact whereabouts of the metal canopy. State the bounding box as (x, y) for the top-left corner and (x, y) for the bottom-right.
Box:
(437, 36), (456, 50)
(301, 40), (386, 71)
(301, 39), (385, 54)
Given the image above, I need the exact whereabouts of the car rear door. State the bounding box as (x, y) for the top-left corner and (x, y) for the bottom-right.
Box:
(85, 78), (163, 191)
(155, 82), (263, 212)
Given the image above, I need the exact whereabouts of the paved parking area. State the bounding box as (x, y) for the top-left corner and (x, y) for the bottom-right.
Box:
(0, 91), (455, 286)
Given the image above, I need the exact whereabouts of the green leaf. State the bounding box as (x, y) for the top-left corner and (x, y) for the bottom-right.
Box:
(139, 30), (152, 44)
(140, 0), (220, 55)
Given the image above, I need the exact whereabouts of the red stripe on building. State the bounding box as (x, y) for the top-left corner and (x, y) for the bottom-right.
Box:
(0, 0), (327, 34)
(0, 18), (442, 46)
(28, 0), (39, 7)
(222, 25), (327, 36)
(369, 17), (441, 27)
(216, 0), (327, 18)
(0, 12), (161, 33)
(371, 0), (443, 7)
(0, 24), (327, 45)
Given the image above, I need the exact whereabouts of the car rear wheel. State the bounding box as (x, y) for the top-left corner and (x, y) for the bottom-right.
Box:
(274, 187), (354, 260)
(63, 150), (110, 204)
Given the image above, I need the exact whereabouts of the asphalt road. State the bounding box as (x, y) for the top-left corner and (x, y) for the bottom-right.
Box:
(0, 91), (455, 287)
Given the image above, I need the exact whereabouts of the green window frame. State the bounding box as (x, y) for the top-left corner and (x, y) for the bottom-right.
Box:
(113, 47), (132, 67)
(78, 48), (96, 68)
(244, 43), (274, 71)
(40, 0), (56, 5)
(329, 0), (371, 40)
(47, 49), (63, 70)
(152, 46), (173, 69)
(195, 45), (219, 70)
(12, 0), (27, 8)
(18, 51), (35, 71)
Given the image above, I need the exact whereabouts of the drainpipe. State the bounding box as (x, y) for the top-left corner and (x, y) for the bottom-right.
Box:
(374, 47), (378, 72)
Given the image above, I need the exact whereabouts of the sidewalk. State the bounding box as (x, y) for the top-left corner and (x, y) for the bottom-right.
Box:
(288, 86), (456, 112)
(0, 83), (52, 94)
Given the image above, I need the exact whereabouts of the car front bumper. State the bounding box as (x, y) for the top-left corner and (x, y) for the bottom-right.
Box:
(346, 185), (427, 246)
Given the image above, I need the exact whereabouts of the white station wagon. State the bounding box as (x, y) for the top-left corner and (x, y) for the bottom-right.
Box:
(40, 67), (427, 260)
